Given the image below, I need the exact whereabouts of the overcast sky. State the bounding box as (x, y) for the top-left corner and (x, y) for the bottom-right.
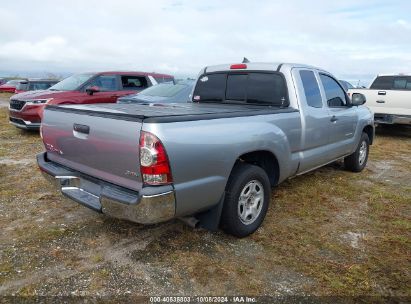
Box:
(0, 0), (410, 84)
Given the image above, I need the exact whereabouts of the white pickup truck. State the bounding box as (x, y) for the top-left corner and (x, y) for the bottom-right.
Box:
(349, 74), (411, 125)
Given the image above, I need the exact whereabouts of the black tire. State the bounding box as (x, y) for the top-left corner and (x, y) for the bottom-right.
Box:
(220, 163), (271, 237)
(344, 132), (370, 172)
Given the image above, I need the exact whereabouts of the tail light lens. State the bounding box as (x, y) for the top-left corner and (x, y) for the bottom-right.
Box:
(139, 131), (172, 185)
(230, 63), (247, 69)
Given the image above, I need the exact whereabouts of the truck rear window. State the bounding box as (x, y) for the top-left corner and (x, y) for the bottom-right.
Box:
(193, 72), (288, 106)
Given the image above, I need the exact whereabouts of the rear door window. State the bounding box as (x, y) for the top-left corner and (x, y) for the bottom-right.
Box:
(393, 77), (407, 90)
(319, 74), (348, 107)
(370, 76), (394, 90)
(299, 70), (323, 108)
(121, 76), (148, 90)
(88, 75), (118, 91)
(407, 77), (411, 90)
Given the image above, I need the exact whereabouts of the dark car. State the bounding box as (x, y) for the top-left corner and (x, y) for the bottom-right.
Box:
(339, 80), (355, 91)
(15, 79), (60, 93)
(9, 71), (174, 130)
(117, 80), (194, 104)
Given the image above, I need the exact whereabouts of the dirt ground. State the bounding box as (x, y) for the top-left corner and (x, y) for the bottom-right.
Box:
(0, 92), (410, 299)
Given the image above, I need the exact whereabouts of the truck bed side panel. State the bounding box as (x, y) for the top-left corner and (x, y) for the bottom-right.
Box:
(143, 112), (302, 216)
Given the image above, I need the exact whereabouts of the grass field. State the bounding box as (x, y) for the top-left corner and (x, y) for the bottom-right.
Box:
(0, 100), (410, 298)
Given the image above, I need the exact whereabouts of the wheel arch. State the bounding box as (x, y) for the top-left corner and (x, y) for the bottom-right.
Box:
(234, 150), (280, 187)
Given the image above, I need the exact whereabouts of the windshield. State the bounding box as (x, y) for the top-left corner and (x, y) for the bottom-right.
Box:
(49, 74), (94, 91)
(140, 84), (187, 97)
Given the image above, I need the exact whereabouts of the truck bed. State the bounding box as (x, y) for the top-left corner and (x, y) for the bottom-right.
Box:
(45, 103), (298, 123)
(41, 102), (298, 193)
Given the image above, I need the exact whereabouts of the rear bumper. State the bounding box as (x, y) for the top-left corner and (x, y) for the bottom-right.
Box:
(37, 152), (176, 224)
(374, 113), (411, 125)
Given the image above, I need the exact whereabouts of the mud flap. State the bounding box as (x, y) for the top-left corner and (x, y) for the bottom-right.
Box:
(197, 193), (225, 232)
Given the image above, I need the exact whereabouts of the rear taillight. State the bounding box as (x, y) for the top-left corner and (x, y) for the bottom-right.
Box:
(139, 131), (172, 185)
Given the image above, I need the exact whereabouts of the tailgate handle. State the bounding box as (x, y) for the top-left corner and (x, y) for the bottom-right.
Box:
(73, 124), (90, 134)
(378, 91), (386, 95)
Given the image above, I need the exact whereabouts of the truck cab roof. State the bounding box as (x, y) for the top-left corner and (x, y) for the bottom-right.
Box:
(202, 62), (325, 74)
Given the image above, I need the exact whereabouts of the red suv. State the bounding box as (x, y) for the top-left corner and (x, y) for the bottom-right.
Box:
(9, 71), (174, 130)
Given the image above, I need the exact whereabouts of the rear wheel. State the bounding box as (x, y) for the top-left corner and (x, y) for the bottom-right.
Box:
(344, 132), (370, 172)
(221, 163), (271, 237)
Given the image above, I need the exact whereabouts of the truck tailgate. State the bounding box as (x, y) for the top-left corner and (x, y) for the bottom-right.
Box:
(41, 106), (143, 191)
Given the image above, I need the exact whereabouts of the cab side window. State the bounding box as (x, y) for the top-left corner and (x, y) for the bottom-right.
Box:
(319, 74), (347, 107)
(407, 77), (411, 90)
(370, 76), (393, 90)
(300, 70), (322, 108)
(392, 77), (411, 90)
(88, 75), (117, 91)
(121, 76), (148, 90)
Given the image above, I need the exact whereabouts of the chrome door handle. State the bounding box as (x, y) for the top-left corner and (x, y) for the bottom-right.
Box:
(378, 91), (386, 95)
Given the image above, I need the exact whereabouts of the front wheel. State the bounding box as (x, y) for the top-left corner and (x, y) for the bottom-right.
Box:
(220, 163), (271, 237)
(344, 132), (370, 172)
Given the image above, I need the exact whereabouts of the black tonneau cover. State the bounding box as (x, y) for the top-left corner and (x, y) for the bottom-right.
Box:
(45, 103), (298, 123)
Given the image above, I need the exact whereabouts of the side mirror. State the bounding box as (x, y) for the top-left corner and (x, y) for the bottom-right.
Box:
(86, 86), (100, 95)
(351, 93), (366, 106)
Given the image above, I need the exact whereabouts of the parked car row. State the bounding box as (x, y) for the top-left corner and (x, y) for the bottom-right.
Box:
(8, 71), (174, 130)
(36, 61), (374, 237)
(0, 78), (58, 93)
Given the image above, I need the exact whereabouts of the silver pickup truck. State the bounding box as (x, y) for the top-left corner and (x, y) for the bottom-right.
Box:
(37, 62), (374, 237)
